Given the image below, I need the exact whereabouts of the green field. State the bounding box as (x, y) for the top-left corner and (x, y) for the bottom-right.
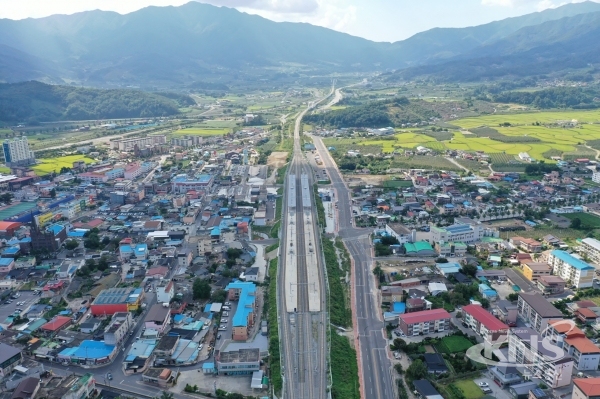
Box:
(562, 212), (600, 228)
(32, 155), (95, 175)
(453, 380), (484, 399)
(383, 180), (413, 188)
(438, 336), (473, 353)
(174, 128), (229, 136)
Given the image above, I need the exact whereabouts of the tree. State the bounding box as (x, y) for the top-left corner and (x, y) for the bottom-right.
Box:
(406, 359), (428, 381)
(461, 264), (478, 277)
(211, 289), (227, 303)
(158, 392), (174, 399)
(65, 240), (79, 251)
(571, 217), (582, 229)
(192, 278), (211, 300)
(393, 338), (407, 352)
(0, 192), (13, 204)
(97, 256), (109, 271)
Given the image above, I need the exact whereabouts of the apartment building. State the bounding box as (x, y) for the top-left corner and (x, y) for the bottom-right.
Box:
(517, 292), (563, 333)
(508, 327), (573, 388)
(113, 135), (167, 151)
(462, 304), (509, 344)
(521, 262), (551, 281)
(2, 137), (35, 167)
(544, 320), (600, 371)
(398, 308), (451, 336)
(226, 281), (257, 341)
(537, 275), (566, 295)
(581, 237), (600, 265)
(548, 250), (595, 289)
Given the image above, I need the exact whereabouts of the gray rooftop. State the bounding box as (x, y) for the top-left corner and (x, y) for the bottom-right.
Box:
(519, 292), (563, 318)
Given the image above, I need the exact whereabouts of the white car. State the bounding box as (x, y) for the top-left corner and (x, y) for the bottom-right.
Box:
(478, 382), (489, 388)
(223, 311), (229, 316)
(224, 302), (231, 306)
(221, 319), (228, 323)
(219, 326), (227, 331)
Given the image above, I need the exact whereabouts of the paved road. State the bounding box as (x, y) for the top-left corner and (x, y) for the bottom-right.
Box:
(312, 135), (396, 399)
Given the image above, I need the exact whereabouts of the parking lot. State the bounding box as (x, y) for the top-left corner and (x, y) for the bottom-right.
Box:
(0, 291), (41, 322)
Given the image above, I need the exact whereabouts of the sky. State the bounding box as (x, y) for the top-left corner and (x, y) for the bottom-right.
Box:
(0, 0), (596, 42)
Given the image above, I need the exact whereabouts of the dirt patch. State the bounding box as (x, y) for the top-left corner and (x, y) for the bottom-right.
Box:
(344, 175), (387, 187)
(267, 152), (288, 168)
(424, 345), (435, 353)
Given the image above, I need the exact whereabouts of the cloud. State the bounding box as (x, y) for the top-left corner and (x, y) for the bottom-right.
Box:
(197, 0), (319, 14)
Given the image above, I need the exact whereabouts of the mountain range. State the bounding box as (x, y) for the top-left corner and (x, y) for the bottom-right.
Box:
(2, 1), (600, 86)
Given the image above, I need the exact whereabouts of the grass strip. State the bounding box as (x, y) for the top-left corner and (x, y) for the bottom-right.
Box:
(330, 329), (360, 399)
(266, 258), (282, 395)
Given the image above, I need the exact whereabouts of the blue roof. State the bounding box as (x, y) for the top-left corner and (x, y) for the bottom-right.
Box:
(479, 284), (491, 290)
(120, 245), (133, 253)
(211, 227), (221, 236)
(0, 258), (13, 266)
(550, 250), (595, 270)
(135, 243), (148, 253)
(483, 290), (497, 296)
(47, 224), (65, 235)
(59, 340), (115, 359)
(20, 237), (31, 243)
(203, 362), (215, 370)
(2, 247), (19, 254)
(67, 230), (86, 237)
(392, 302), (406, 314)
(445, 224), (472, 234)
(225, 281), (256, 327)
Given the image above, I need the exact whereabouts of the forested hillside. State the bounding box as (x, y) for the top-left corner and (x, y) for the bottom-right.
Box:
(0, 81), (194, 123)
(492, 87), (600, 109)
(304, 98), (440, 128)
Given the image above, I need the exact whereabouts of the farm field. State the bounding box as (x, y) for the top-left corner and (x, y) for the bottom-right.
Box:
(173, 128), (229, 136)
(195, 120), (239, 129)
(437, 336), (473, 353)
(454, 109), (600, 128)
(32, 155), (95, 175)
(562, 212), (600, 228)
(382, 179), (413, 188)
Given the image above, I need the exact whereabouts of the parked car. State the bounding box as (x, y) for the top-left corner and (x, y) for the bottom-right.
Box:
(217, 334), (222, 340)
(221, 319), (228, 323)
(478, 382), (489, 388)
(107, 373), (113, 381)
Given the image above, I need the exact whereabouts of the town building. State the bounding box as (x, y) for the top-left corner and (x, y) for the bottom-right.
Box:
(171, 174), (214, 194)
(510, 237), (542, 253)
(548, 250), (595, 289)
(462, 304), (509, 344)
(113, 135), (167, 151)
(215, 348), (261, 376)
(580, 237), (600, 265)
(142, 368), (175, 388)
(156, 281), (175, 304)
(544, 320), (600, 371)
(104, 312), (133, 346)
(495, 300), (518, 327)
(10, 376), (40, 399)
(90, 287), (144, 316)
(517, 292), (563, 333)
(144, 304), (171, 336)
(40, 316), (72, 334)
(0, 344), (22, 377)
(537, 275), (566, 295)
(573, 377), (600, 399)
(508, 327), (573, 388)
(62, 373), (96, 399)
(398, 308), (451, 336)
(2, 137), (35, 167)
(383, 224), (416, 244)
(521, 262), (552, 281)
(226, 281), (256, 341)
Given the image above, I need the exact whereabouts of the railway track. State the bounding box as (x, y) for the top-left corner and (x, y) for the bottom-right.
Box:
(278, 86), (333, 399)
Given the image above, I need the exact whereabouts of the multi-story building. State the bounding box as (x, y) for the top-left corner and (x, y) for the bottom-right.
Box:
(78, 167), (124, 183)
(104, 312), (133, 346)
(548, 250), (595, 289)
(113, 135), (167, 151)
(521, 262), (552, 281)
(398, 308), (451, 336)
(581, 237), (600, 265)
(510, 237), (542, 253)
(431, 219), (498, 244)
(197, 238), (212, 255)
(226, 281), (257, 341)
(171, 174), (214, 194)
(2, 137), (35, 167)
(157, 281), (175, 304)
(537, 275), (566, 295)
(573, 377), (600, 399)
(384, 224), (416, 245)
(144, 304), (171, 335)
(517, 292), (563, 333)
(0, 343), (22, 377)
(495, 300), (518, 327)
(215, 348), (261, 376)
(508, 327), (573, 388)
(63, 373), (96, 399)
(544, 320), (600, 371)
(462, 304), (509, 344)
(58, 198), (93, 219)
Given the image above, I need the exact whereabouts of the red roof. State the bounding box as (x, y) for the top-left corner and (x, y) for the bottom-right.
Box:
(399, 309), (450, 324)
(578, 308), (598, 319)
(577, 300), (597, 309)
(575, 378), (600, 396)
(146, 266), (168, 276)
(40, 316), (71, 332)
(462, 304), (508, 332)
(0, 221), (21, 231)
